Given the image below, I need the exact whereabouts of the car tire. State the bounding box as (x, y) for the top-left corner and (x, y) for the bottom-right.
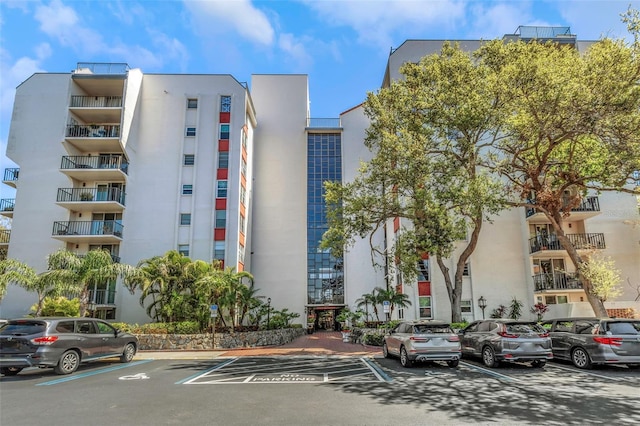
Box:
(54, 350), (80, 375)
(400, 346), (413, 368)
(482, 346), (499, 368)
(120, 343), (136, 363)
(447, 359), (459, 368)
(531, 360), (546, 368)
(382, 342), (391, 359)
(1, 367), (23, 376)
(571, 347), (592, 369)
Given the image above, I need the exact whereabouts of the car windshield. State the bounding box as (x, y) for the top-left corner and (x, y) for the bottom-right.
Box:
(0, 321), (47, 336)
(505, 323), (545, 334)
(606, 321), (640, 335)
(414, 325), (452, 334)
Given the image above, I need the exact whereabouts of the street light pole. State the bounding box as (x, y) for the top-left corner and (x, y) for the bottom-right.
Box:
(267, 297), (271, 330)
(478, 296), (487, 319)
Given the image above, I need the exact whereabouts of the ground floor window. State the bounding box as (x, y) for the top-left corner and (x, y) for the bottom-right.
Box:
(460, 300), (472, 313)
(419, 296), (432, 318)
(538, 295), (568, 304)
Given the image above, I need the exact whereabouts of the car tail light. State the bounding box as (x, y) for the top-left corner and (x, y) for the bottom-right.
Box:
(447, 335), (460, 342)
(593, 336), (622, 346)
(538, 332), (549, 338)
(498, 331), (519, 338)
(410, 336), (428, 342)
(31, 336), (59, 345)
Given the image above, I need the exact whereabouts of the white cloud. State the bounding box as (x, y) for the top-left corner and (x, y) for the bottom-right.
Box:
(0, 44), (50, 116)
(278, 33), (313, 69)
(184, 0), (275, 45)
(303, 0), (467, 48)
(554, 1), (639, 40)
(466, 1), (534, 39)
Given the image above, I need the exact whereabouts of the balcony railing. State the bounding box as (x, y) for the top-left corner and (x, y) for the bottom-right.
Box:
(3, 168), (19, 182)
(53, 221), (123, 238)
(60, 155), (128, 175)
(533, 272), (583, 291)
(526, 196), (600, 218)
(74, 62), (130, 75)
(77, 252), (121, 263)
(89, 289), (117, 305)
(66, 124), (120, 138)
(529, 233), (606, 254)
(56, 187), (126, 205)
(70, 96), (123, 108)
(1, 198), (15, 212)
(0, 229), (10, 244)
(306, 118), (341, 128)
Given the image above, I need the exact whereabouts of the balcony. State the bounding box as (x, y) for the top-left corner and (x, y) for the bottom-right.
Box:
(3, 168), (19, 188)
(56, 187), (126, 212)
(52, 220), (123, 243)
(69, 95), (123, 123)
(60, 155), (128, 181)
(529, 233), (606, 256)
(71, 62), (128, 94)
(306, 118), (342, 131)
(89, 289), (117, 306)
(78, 252), (121, 263)
(533, 272), (583, 292)
(526, 196), (600, 223)
(65, 124), (122, 151)
(1, 198), (15, 218)
(0, 229), (9, 245)
(0, 247), (6, 261)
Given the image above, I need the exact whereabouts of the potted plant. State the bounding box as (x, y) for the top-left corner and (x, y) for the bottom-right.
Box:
(80, 192), (93, 201)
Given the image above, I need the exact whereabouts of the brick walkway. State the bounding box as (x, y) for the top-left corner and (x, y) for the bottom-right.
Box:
(221, 331), (381, 357)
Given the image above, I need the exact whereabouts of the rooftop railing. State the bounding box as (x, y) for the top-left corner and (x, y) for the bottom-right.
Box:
(74, 62), (130, 75)
(306, 118), (341, 128)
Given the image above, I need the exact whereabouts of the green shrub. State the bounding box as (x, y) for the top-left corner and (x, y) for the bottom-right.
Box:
(362, 332), (385, 346)
(450, 322), (468, 330)
(169, 321), (201, 334)
(32, 297), (80, 317)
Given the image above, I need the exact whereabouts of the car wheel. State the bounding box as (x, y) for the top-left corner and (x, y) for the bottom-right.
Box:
(482, 346), (499, 368)
(399, 346), (413, 368)
(120, 343), (136, 363)
(54, 350), (80, 375)
(447, 359), (459, 368)
(382, 342), (391, 359)
(571, 347), (592, 369)
(1, 367), (23, 376)
(531, 360), (546, 368)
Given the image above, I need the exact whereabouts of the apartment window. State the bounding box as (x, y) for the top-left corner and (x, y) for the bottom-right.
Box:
(240, 186), (246, 205)
(186, 127), (196, 137)
(180, 214), (191, 225)
(214, 241), (225, 260)
(215, 210), (226, 228)
(178, 245), (189, 256)
(221, 96), (231, 113)
(182, 185), (193, 195)
(463, 262), (470, 276)
(417, 259), (430, 281)
(220, 124), (230, 140)
(242, 130), (247, 150)
(419, 296), (432, 318)
(238, 247), (245, 264)
(241, 157), (247, 177)
(460, 300), (472, 313)
(217, 181), (227, 198)
(398, 309), (404, 319)
(544, 295), (568, 305)
(239, 215), (245, 234)
(187, 99), (198, 109)
(218, 152), (229, 169)
(184, 154), (195, 166)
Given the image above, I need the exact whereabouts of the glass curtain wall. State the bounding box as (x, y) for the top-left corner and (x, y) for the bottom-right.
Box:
(307, 133), (344, 304)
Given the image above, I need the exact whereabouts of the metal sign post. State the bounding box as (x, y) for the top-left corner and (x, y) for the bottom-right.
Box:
(210, 304), (218, 349)
(383, 301), (390, 322)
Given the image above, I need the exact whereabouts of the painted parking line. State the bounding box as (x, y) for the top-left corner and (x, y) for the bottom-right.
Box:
(460, 361), (521, 382)
(362, 358), (393, 383)
(36, 360), (154, 386)
(547, 363), (633, 382)
(177, 357), (238, 384)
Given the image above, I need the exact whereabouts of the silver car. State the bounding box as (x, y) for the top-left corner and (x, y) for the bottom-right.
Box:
(382, 321), (462, 368)
(540, 317), (640, 369)
(459, 319), (553, 368)
(0, 317), (138, 376)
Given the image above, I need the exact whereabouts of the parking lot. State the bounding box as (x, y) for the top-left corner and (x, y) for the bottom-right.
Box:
(2, 355), (639, 425)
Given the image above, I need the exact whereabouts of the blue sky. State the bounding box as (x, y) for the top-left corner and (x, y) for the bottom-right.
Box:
(1, 0), (639, 201)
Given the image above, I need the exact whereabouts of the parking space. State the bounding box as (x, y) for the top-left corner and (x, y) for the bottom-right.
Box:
(181, 356), (390, 385)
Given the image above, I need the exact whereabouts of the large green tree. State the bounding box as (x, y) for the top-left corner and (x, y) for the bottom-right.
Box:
(479, 9), (640, 317)
(324, 42), (508, 322)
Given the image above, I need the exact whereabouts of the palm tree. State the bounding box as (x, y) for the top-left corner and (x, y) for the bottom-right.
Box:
(377, 287), (412, 320)
(44, 249), (137, 317)
(0, 259), (55, 315)
(355, 291), (377, 322)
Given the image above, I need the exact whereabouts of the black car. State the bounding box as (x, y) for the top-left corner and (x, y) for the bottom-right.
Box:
(0, 317), (138, 376)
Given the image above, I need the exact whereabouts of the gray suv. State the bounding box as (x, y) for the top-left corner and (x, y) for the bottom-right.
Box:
(383, 320), (461, 368)
(459, 319), (553, 368)
(0, 317), (138, 376)
(540, 317), (640, 369)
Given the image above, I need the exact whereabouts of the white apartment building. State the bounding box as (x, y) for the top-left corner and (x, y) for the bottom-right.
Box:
(2, 27), (639, 325)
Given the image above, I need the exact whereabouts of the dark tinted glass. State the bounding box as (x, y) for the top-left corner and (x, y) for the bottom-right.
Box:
(575, 320), (596, 334)
(55, 321), (75, 333)
(0, 321), (47, 335)
(506, 323), (545, 333)
(414, 325), (452, 334)
(606, 321), (640, 335)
